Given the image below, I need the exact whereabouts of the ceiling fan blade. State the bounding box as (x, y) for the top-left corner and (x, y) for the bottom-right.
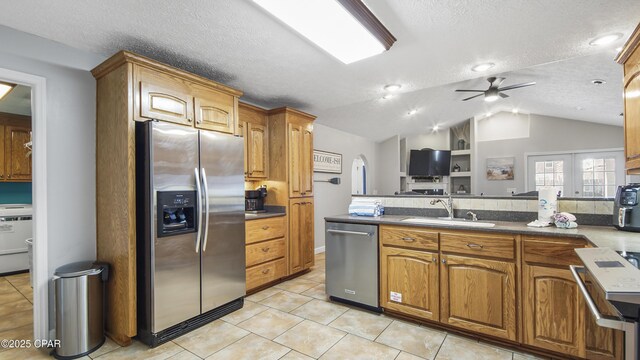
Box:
(461, 93), (484, 101)
(499, 92), (509, 98)
(455, 89), (485, 92)
(498, 82), (536, 92)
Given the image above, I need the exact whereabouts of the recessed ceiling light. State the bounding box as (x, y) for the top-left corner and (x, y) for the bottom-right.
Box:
(616, 46), (623, 52)
(576, 106), (584, 111)
(512, 108), (519, 114)
(589, 33), (622, 46)
(382, 94), (394, 100)
(407, 109), (417, 116)
(591, 79), (606, 85)
(472, 63), (495, 72)
(486, 112), (492, 117)
(432, 125), (440, 131)
(253, 0), (396, 64)
(0, 81), (16, 100)
(384, 84), (401, 91)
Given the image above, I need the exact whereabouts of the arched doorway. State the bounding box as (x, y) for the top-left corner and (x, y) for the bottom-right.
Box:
(351, 155), (368, 195)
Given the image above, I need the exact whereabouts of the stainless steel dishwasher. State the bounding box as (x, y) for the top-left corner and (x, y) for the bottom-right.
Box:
(325, 222), (380, 311)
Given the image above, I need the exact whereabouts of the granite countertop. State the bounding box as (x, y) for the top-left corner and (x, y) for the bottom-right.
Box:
(245, 211), (286, 220)
(324, 214), (640, 252)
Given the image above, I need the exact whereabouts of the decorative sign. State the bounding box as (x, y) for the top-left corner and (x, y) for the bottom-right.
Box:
(314, 150), (342, 174)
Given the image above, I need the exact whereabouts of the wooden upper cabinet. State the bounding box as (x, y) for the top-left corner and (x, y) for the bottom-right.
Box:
(193, 85), (237, 134)
(135, 65), (194, 126)
(440, 254), (517, 341)
(301, 127), (313, 196)
(380, 246), (439, 321)
(523, 264), (585, 357)
(289, 123), (303, 197)
(247, 123), (268, 178)
(4, 125), (32, 182)
(617, 23), (640, 173)
(239, 103), (268, 179)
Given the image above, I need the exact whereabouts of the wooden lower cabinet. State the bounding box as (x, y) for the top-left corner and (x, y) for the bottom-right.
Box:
(289, 198), (314, 274)
(380, 246), (439, 321)
(585, 278), (624, 360)
(245, 216), (287, 292)
(440, 254), (517, 341)
(523, 264), (585, 357)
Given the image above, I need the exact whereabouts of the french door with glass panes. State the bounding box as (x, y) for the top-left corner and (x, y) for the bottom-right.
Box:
(527, 150), (623, 198)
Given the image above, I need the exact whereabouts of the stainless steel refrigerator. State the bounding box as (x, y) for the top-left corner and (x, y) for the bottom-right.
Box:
(136, 120), (245, 347)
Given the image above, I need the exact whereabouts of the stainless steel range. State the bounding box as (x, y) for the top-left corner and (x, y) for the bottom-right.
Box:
(573, 247), (640, 360)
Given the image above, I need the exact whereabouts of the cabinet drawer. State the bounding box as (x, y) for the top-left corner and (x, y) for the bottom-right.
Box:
(440, 231), (515, 260)
(380, 225), (438, 251)
(246, 238), (285, 267)
(246, 258), (286, 291)
(246, 216), (286, 244)
(523, 236), (586, 266)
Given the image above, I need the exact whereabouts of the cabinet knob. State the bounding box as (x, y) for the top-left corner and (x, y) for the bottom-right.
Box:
(432, 258), (437, 263)
(401, 237), (415, 242)
(187, 118), (192, 123)
(262, 226), (270, 230)
(261, 247), (270, 252)
(442, 259), (447, 264)
(261, 269), (270, 274)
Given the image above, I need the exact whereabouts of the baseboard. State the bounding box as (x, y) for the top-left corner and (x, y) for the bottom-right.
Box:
(314, 246), (325, 254)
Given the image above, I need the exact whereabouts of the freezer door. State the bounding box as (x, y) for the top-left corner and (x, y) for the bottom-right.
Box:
(199, 130), (246, 312)
(150, 121), (201, 332)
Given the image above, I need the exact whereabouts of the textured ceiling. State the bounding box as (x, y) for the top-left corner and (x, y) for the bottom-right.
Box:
(0, 85), (31, 116)
(0, 0), (636, 140)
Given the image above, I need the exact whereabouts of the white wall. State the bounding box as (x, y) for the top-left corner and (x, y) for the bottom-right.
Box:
(376, 135), (400, 194)
(475, 112), (624, 195)
(313, 123), (377, 250)
(0, 25), (105, 330)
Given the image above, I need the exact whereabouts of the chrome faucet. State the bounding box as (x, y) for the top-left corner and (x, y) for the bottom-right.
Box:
(430, 194), (454, 220)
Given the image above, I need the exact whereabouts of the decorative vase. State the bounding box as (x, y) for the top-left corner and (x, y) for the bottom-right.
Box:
(457, 139), (466, 150)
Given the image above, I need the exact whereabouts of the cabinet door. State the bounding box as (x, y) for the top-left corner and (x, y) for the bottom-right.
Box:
(624, 67), (640, 171)
(0, 125), (4, 181)
(194, 89), (237, 134)
(289, 199), (303, 274)
(4, 125), (32, 181)
(380, 246), (439, 321)
(440, 254), (517, 341)
(300, 127), (313, 196)
(238, 121), (249, 177)
(289, 123), (303, 197)
(302, 200), (315, 269)
(136, 66), (194, 125)
(247, 123), (268, 179)
(523, 264), (585, 357)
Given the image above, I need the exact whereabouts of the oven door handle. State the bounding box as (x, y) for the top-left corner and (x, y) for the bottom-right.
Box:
(570, 265), (634, 331)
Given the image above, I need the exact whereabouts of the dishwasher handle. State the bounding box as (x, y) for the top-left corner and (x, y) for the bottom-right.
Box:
(327, 229), (372, 237)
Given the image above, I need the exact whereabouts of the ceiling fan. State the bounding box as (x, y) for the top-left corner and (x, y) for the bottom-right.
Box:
(456, 77), (536, 102)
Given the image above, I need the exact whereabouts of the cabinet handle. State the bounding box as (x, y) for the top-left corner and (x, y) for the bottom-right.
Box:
(466, 243), (484, 249)
(442, 259), (447, 264)
(262, 226), (270, 230)
(261, 247), (270, 252)
(187, 118), (192, 123)
(261, 269), (270, 274)
(432, 258), (437, 263)
(401, 237), (415, 242)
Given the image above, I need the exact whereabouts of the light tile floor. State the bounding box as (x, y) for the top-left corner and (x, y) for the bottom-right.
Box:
(1, 254), (549, 359)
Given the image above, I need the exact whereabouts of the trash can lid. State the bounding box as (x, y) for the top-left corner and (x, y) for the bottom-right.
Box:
(55, 261), (105, 278)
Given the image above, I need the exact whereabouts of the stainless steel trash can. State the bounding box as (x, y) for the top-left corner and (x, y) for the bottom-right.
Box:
(53, 261), (109, 359)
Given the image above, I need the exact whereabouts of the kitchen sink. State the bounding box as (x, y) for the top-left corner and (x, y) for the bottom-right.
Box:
(400, 217), (495, 228)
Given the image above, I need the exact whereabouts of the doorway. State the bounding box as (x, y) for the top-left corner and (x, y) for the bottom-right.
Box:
(0, 67), (48, 341)
(351, 155), (368, 195)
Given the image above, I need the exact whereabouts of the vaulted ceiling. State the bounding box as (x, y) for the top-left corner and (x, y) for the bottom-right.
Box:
(0, 0), (637, 140)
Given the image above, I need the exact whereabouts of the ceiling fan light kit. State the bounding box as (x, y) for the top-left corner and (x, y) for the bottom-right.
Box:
(471, 62), (495, 72)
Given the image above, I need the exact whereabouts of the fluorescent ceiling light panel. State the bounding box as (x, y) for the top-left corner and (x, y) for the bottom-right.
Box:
(254, 0), (393, 64)
(0, 82), (15, 100)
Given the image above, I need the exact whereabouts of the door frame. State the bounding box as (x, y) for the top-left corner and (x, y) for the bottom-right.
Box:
(0, 67), (48, 340)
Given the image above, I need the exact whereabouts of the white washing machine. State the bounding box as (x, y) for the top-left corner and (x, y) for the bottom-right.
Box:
(0, 204), (32, 274)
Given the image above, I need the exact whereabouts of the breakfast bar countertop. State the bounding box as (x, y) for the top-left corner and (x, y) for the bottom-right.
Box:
(324, 214), (640, 252)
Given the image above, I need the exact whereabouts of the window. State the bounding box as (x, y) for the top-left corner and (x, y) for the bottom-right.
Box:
(534, 160), (564, 196)
(527, 150), (623, 198)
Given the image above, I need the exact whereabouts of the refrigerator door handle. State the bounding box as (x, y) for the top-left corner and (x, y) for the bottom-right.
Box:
(201, 167), (211, 252)
(194, 167), (203, 253)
